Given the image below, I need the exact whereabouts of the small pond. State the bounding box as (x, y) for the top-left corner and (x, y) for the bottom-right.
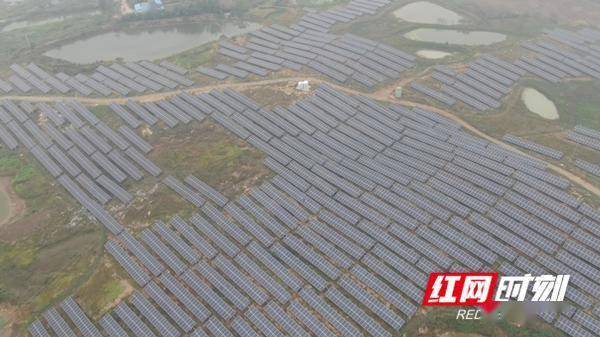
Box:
(416, 49), (452, 59)
(521, 87), (559, 120)
(404, 28), (507, 46)
(394, 1), (464, 25)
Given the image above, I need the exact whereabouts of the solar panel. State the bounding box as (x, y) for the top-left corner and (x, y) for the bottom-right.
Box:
(169, 215), (217, 258)
(8, 75), (31, 92)
(339, 276), (405, 330)
(119, 231), (165, 277)
(60, 297), (102, 337)
(169, 96), (205, 121)
(159, 272), (210, 322)
(130, 291), (180, 337)
(555, 315), (596, 337)
(140, 228), (186, 275)
(197, 66), (228, 80)
(235, 252), (290, 303)
(232, 316), (260, 337)
(113, 302), (156, 337)
(205, 317), (235, 337)
(156, 100), (191, 124)
(125, 147), (161, 176)
(214, 255), (269, 305)
(144, 281), (194, 332)
(189, 213), (239, 257)
(143, 102), (178, 128)
(201, 203), (251, 245)
(28, 320), (50, 337)
(47, 145), (81, 176)
(181, 269), (236, 320)
(225, 202), (274, 246)
(76, 174), (111, 204)
(98, 314), (128, 337)
(107, 150), (143, 181)
(248, 241), (303, 291)
(97, 174), (132, 203)
(80, 126), (112, 154)
(271, 239), (330, 291)
(249, 187), (298, 229)
(300, 287), (362, 337)
(43, 307), (76, 337)
(325, 287), (391, 337)
(152, 221), (198, 264)
(289, 301), (337, 337)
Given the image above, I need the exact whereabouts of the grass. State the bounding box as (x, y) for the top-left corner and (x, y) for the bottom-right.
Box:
(76, 254), (129, 320)
(518, 79), (600, 130)
(149, 120), (271, 199)
(401, 307), (566, 337)
(165, 41), (215, 70)
(0, 149), (107, 335)
(0, 151), (23, 176)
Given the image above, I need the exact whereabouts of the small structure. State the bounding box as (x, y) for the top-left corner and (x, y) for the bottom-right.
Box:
(296, 80), (310, 92)
(134, 0), (165, 14)
(394, 86), (403, 98)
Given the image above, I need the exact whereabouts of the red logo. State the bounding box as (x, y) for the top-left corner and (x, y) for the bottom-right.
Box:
(423, 272), (500, 313)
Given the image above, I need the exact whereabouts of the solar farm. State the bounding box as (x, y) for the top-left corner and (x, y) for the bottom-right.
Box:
(3, 80), (596, 337)
(0, 1), (599, 337)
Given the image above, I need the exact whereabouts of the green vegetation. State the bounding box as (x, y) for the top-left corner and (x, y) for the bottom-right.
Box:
(150, 120), (271, 199)
(0, 11), (112, 67)
(401, 308), (566, 337)
(0, 150), (23, 176)
(166, 42), (215, 71)
(0, 150), (105, 335)
(122, 0), (263, 22)
(76, 256), (129, 320)
(519, 79), (600, 130)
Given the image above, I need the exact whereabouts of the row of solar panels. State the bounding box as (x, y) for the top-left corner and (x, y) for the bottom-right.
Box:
(196, 86), (596, 276)
(200, 22), (415, 89)
(99, 208), (421, 337)
(295, 0), (391, 33)
(29, 86), (600, 337)
(106, 89), (261, 130)
(59, 158), (596, 336)
(423, 54), (527, 112)
(0, 99), (170, 235)
(575, 159), (600, 177)
(521, 34), (600, 82)
(503, 134), (564, 159)
(1, 60), (192, 97)
(565, 125), (600, 152)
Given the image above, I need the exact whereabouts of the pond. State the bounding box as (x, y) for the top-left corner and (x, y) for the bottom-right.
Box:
(404, 28), (507, 46)
(521, 87), (559, 120)
(44, 21), (260, 64)
(394, 1), (464, 25)
(416, 49), (452, 59)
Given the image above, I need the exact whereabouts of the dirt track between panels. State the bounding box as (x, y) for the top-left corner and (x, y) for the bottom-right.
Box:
(2, 77), (599, 199)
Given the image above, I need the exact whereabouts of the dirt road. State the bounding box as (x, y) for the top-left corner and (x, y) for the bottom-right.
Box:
(2, 77), (598, 198)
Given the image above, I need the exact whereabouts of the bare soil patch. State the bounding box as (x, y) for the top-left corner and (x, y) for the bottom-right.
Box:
(0, 177), (26, 234)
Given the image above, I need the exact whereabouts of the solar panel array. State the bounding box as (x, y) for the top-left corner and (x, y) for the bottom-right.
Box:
(503, 134), (564, 159)
(565, 125), (600, 152)
(1, 61), (194, 97)
(520, 28), (600, 85)
(0, 99), (172, 235)
(26, 80), (599, 337)
(197, 1), (413, 88)
(418, 54), (526, 112)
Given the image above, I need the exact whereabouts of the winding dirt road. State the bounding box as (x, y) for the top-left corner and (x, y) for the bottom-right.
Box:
(1, 77), (598, 198)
